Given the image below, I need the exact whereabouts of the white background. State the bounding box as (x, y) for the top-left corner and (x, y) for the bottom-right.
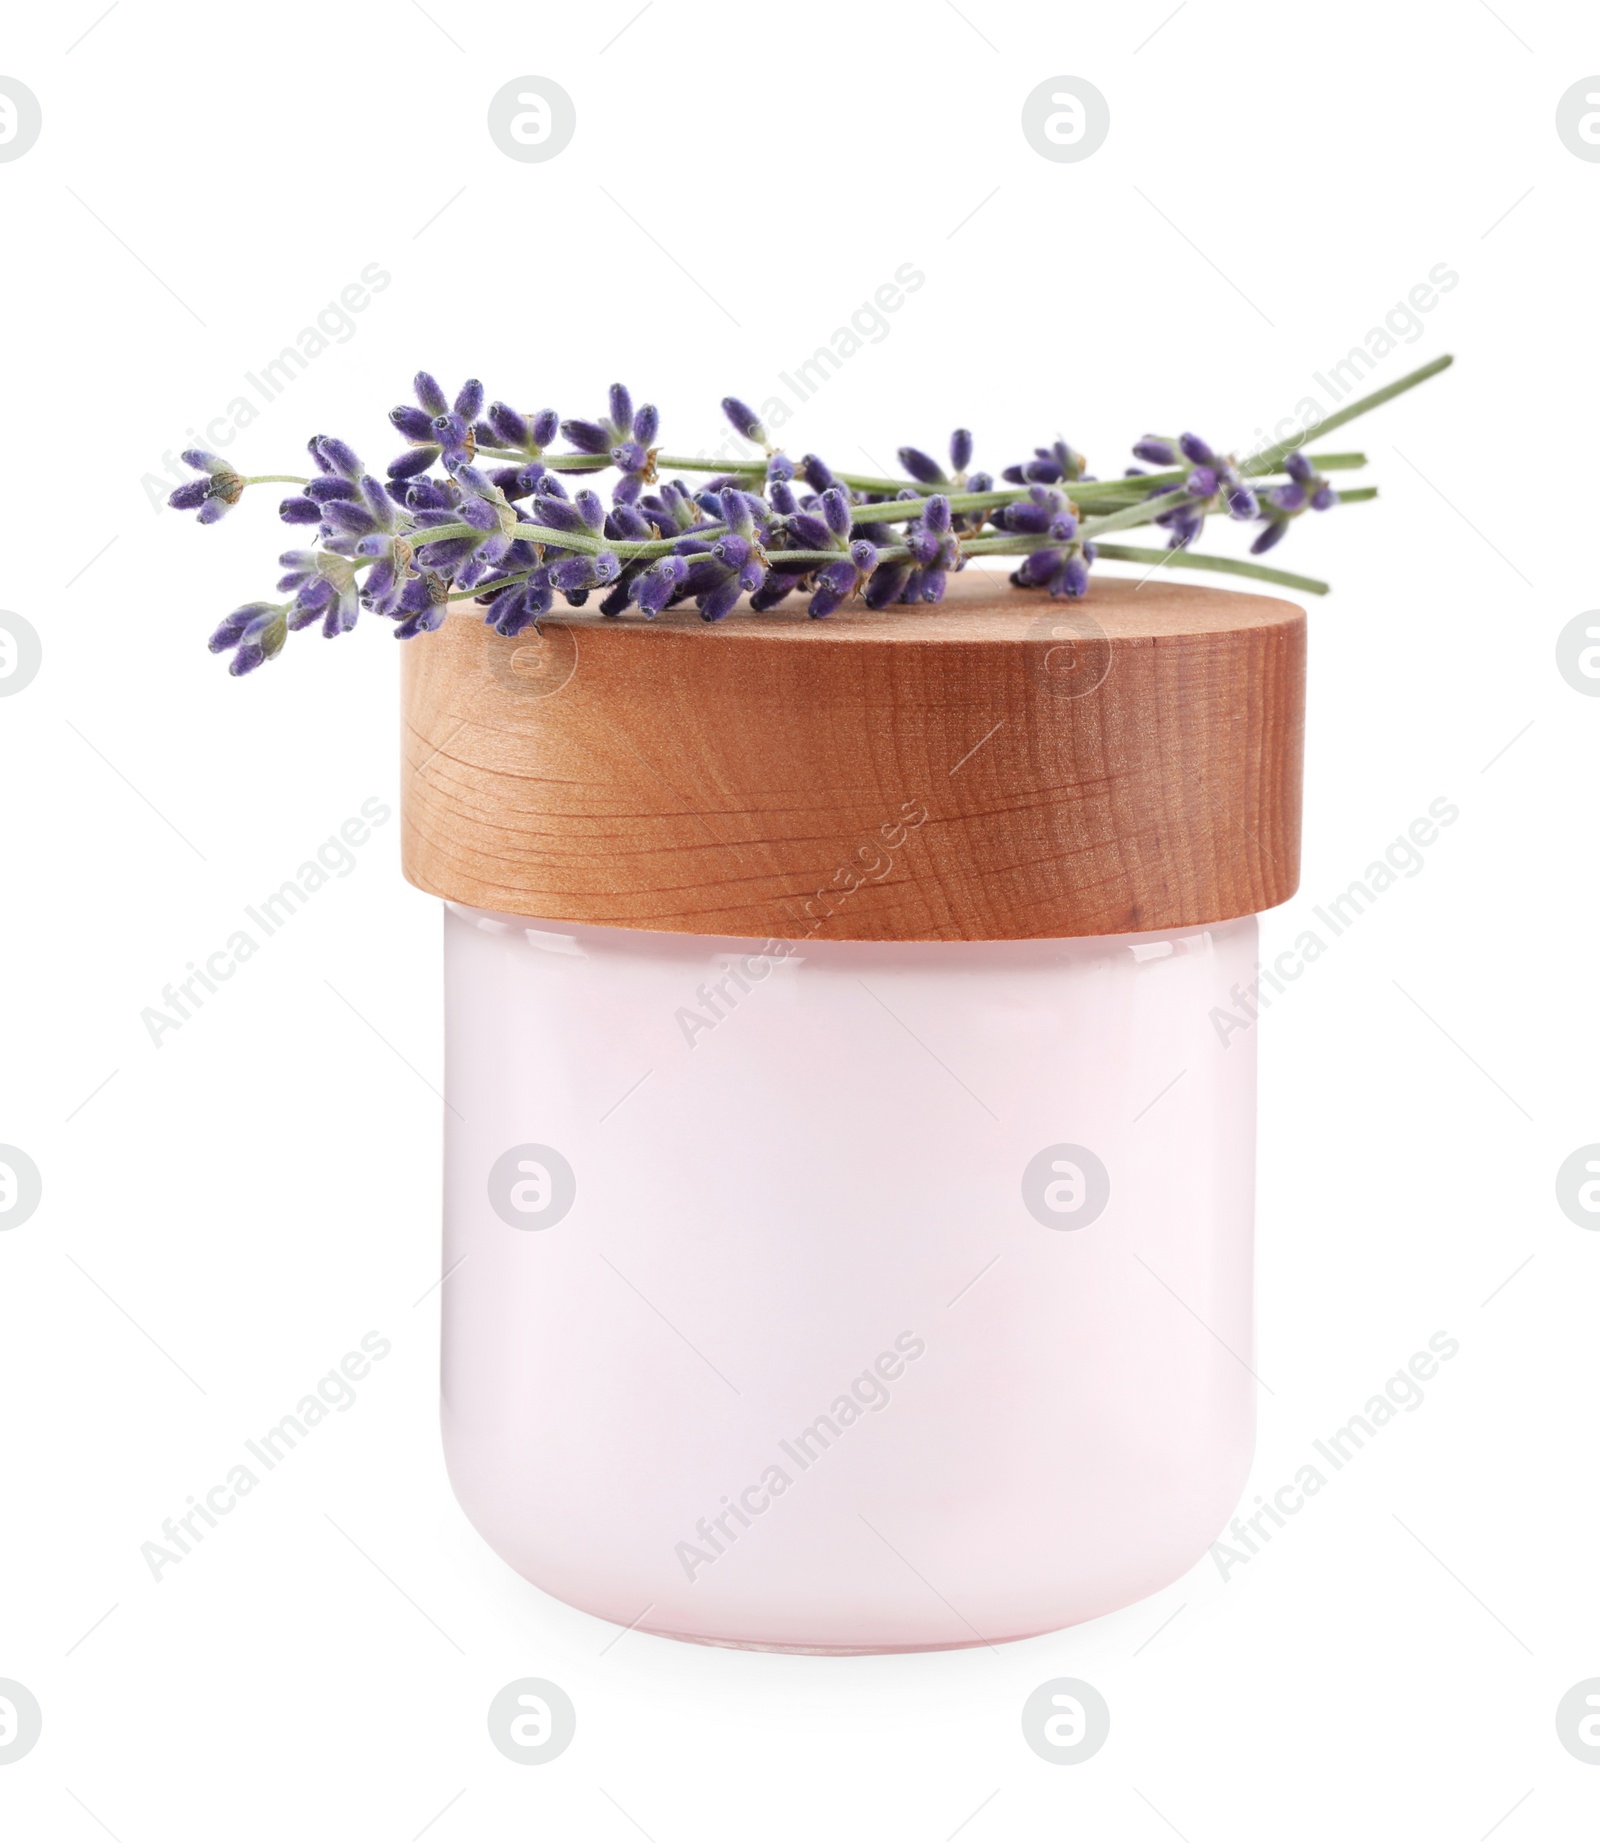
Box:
(2, 1), (1597, 1836)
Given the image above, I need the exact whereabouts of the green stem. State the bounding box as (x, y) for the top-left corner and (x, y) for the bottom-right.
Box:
(1241, 354), (1453, 476)
(243, 474), (312, 487)
(1092, 542), (1329, 595)
(1081, 490), (1191, 537)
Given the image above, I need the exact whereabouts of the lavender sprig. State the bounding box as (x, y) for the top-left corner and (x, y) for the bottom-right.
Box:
(173, 359), (1454, 673)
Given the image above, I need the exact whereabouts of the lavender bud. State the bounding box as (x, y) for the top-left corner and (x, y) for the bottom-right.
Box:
(606, 505), (654, 541)
(820, 487), (852, 540)
(487, 402), (529, 446)
(1251, 520), (1289, 554)
(898, 446), (945, 486)
(387, 447), (436, 480)
(560, 418), (611, 455)
(699, 578), (743, 622)
(721, 396), (765, 445)
(315, 436), (364, 479)
(1133, 437), (1178, 466)
(548, 555), (594, 592)
(391, 406), (434, 444)
(413, 372), (448, 416)
(324, 499), (379, 537)
(1178, 433), (1216, 466)
(359, 475), (393, 523)
(864, 562), (910, 609)
(635, 556), (688, 616)
(750, 572), (804, 613)
(208, 602), (276, 652)
(950, 428), (973, 473)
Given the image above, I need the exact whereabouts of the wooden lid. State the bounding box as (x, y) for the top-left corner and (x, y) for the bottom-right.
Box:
(400, 567), (1305, 942)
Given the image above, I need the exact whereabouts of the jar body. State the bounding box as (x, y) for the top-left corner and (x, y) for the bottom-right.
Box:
(441, 904), (1258, 1652)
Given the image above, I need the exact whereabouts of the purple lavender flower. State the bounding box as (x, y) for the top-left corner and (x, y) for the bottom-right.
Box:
(1176, 434), (1258, 520)
(680, 487), (766, 620)
(806, 540), (879, 618)
(476, 402), (559, 461)
(1251, 450), (1335, 550)
(1002, 439), (1086, 487)
(408, 462), (519, 588)
(1011, 543), (1091, 599)
(769, 485), (877, 615)
(1153, 492), (1206, 549)
(632, 555), (690, 617)
(720, 396), (767, 446)
(276, 437), (368, 524)
(482, 568), (554, 637)
(863, 561), (911, 608)
(898, 445), (947, 486)
(169, 450), (245, 524)
(638, 479), (703, 539)
(208, 601), (289, 674)
(275, 547), (362, 637)
(515, 485), (619, 602)
(1142, 431), (1258, 546)
(595, 505), (661, 616)
(387, 372), (484, 480)
(1132, 435), (1179, 466)
(561, 383), (660, 503)
(897, 428), (975, 489)
(799, 453), (842, 495)
(897, 495), (961, 602)
(390, 570), (451, 640)
(997, 484), (1074, 536)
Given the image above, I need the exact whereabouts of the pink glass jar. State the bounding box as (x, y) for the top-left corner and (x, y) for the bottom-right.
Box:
(440, 901), (1259, 1653)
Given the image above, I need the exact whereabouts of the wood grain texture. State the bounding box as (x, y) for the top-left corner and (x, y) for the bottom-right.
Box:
(400, 568), (1305, 941)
